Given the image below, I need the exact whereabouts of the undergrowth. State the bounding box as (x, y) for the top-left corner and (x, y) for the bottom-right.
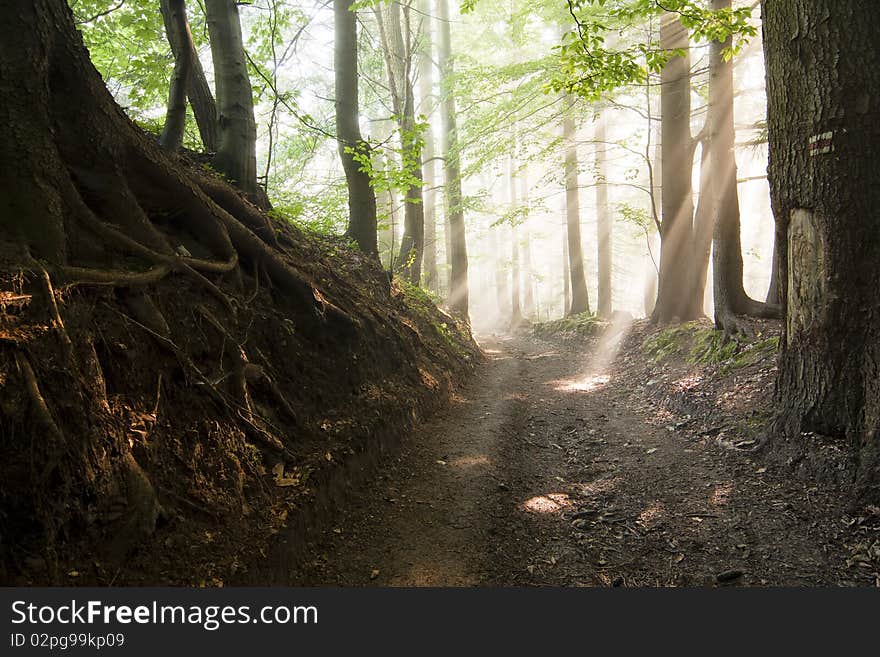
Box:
(532, 312), (606, 338)
(642, 322), (780, 372)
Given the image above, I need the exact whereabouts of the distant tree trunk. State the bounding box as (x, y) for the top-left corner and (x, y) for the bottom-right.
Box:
(563, 230), (571, 317)
(563, 105), (590, 316)
(204, 0), (266, 207)
(711, 0), (778, 334)
(437, 0), (468, 317)
(374, 122), (398, 266)
(376, 1), (424, 283)
(594, 114), (612, 317)
(518, 162), (535, 319)
(521, 232), (535, 319)
(653, 13), (699, 323)
(160, 0), (218, 152)
(764, 0), (880, 501)
(159, 0), (192, 152)
(508, 152), (523, 329)
(418, 0), (438, 291)
(334, 0), (378, 255)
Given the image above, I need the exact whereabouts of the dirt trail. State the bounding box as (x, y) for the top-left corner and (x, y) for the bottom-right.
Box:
(292, 333), (857, 586)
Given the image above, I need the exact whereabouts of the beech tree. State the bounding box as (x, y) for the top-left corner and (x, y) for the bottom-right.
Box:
(710, 0), (778, 334)
(437, 0), (469, 317)
(374, 0), (425, 283)
(159, 0), (218, 152)
(204, 0), (267, 206)
(563, 104), (591, 316)
(334, 0), (379, 255)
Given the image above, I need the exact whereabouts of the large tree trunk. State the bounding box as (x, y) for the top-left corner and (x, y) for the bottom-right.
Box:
(160, 0), (218, 152)
(594, 114), (612, 317)
(763, 0), (880, 501)
(563, 106), (590, 316)
(0, 0), (353, 576)
(418, 0), (438, 292)
(334, 0), (378, 256)
(653, 13), (699, 324)
(710, 0), (778, 334)
(437, 0), (468, 318)
(204, 0), (266, 206)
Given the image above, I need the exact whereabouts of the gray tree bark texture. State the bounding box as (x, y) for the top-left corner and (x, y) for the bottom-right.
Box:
(594, 115), (612, 317)
(334, 0), (378, 256)
(437, 0), (468, 318)
(710, 0), (778, 334)
(418, 0), (438, 292)
(160, 0), (218, 152)
(159, 0), (192, 151)
(376, 1), (425, 284)
(763, 0), (880, 501)
(652, 13), (700, 324)
(563, 106), (590, 316)
(204, 0), (265, 206)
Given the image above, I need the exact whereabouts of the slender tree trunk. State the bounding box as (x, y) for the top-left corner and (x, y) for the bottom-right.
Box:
(374, 122), (397, 267)
(204, 0), (265, 206)
(518, 158), (535, 319)
(764, 0), (880, 500)
(377, 1), (424, 283)
(711, 0), (779, 333)
(653, 13), (698, 323)
(692, 138), (713, 314)
(437, 0), (468, 317)
(563, 230), (571, 318)
(595, 114), (612, 317)
(418, 0), (438, 291)
(160, 0), (218, 152)
(508, 152), (523, 328)
(159, 0), (192, 151)
(563, 105), (590, 316)
(334, 0), (378, 256)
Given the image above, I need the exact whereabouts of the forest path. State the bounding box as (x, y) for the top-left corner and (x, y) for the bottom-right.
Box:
(290, 333), (850, 586)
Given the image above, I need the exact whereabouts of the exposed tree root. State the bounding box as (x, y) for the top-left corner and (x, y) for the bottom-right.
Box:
(14, 351), (64, 445)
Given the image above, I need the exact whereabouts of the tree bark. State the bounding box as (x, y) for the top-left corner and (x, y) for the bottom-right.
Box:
(508, 152), (523, 329)
(334, 0), (378, 256)
(653, 13), (699, 324)
(763, 0), (880, 500)
(418, 0), (438, 292)
(204, 0), (265, 206)
(563, 104), (590, 316)
(0, 0), (353, 566)
(711, 0), (778, 334)
(595, 114), (612, 317)
(437, 0), (468, 318)
(159, 0), (192, 151)
(159, 0), (218, 152)
(376, 1), (424, 284)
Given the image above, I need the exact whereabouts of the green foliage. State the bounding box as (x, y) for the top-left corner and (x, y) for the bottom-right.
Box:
(642, 323), (780, 372)
(533, 312), (606, 338)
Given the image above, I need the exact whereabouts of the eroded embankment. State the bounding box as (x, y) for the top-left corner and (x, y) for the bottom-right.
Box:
(0, 191), (479, 586)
